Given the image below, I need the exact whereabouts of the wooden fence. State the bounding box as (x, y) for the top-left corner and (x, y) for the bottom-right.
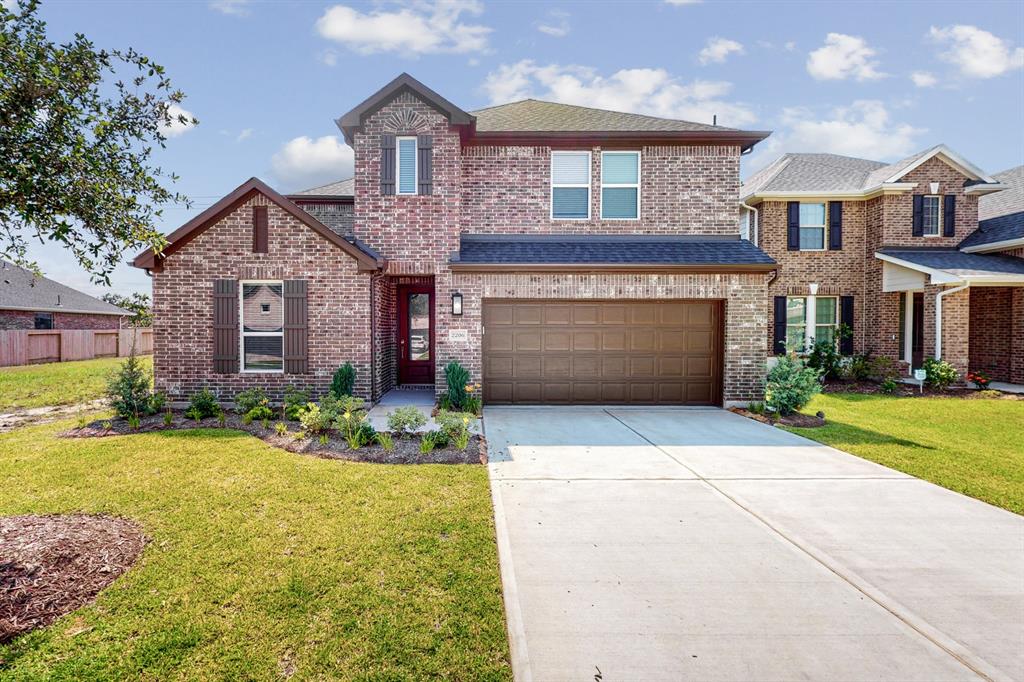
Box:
(0, 328), (153, 367)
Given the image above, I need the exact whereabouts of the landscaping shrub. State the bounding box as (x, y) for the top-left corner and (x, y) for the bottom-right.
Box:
(297, 403), (330, 435)
(184, 389), (220, 420)
(387, 406), (427, 438)
(435, 410), (473, 447)
(966, 370), (992, 389)
(282, 386), (310, 421)
(107, 355), (162, 418)
(868, 355), (900, 383)
(806, 338), (842, 380)
(923, 358), (959, 390)
(376, 432), (395, 451)
(444, 361), (471, 410)
(234, 387), (268, 415)
(419, 432), (440, 454)
(880, 378), (898, 394)
(765, 355), (821, 416)
(844, 352), (873, 382)
(330, 363), (356, 398)
(333, 396), (369, 447)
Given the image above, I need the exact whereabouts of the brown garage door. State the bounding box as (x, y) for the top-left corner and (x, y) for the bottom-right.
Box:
(483, 300), (722, 405)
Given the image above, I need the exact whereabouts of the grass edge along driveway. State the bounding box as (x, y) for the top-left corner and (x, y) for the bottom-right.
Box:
(0, 421), (512, 680)
(784, 393), (1024, 515)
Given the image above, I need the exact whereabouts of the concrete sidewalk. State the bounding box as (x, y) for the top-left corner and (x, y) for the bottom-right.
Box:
(485, 406), (1023, 682)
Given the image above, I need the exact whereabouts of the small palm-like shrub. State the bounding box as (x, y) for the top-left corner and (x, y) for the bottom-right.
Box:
(376, 432), (395, 452)
(444, 361), (471, 410)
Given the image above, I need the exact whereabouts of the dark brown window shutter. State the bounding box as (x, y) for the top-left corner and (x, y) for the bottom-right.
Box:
(380, 134), (396, 195)
(773, 296), (788, 355)
(839, 296), (854, 356)
(787, 202), (800, 251)
(417, 135), (433, 195)
(213, 280), (239, 374)
(912, 195), (924, 236)
(943, 195), (956, 237)
(283, 280), (308, 374)
(828, 201), (843, 250)
(253, 205), (268, 253)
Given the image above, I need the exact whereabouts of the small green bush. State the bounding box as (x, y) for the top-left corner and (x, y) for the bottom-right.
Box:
(184, 388), (220, 420)
(330, 363), (356, 398)
(923, 358), (959, 390)
(333, 396), (369, 447)
(297, 402), (330, 435)
(806, 338), (842, 380)
(845, 352), (873, 382)
(880, 378), (899, 394)
(444, 361), (471, 410)
(419, 432), (439, 454)
(283, 386), (310, 421)
(163, 410), (174, 427)
(275, 422), (288, 436)
(242, 405), (275, 425)
(376, 432), (395, 451)
(107, 354), (162, 418)
(127, 415), (141, 430)
(422, 429), (448, 448)
(747, 401), (766, 415)
(387, 406), (427, 438)
(868, 355), (900, 383)
(435, 410), (473, 444)
(765, 355), (822, 416)
(234, 387), (269, 415)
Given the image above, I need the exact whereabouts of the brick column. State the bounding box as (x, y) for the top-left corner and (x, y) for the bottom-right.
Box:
(923, 284), (970, 378)
(1012, 288), (1024, 384)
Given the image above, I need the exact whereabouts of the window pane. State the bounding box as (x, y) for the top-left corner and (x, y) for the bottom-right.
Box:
(34, 313), (53, 330)
(398, 138), (417, 194)
(408, 293), (430, 361)
(552, 187), (589, 219)
(923, 195), (939, 235)
(786, 327), (805, 352)
(815, 297), (837, 325)
(815, 325), (836, 346)
(800, 227), (824, 249)
(242, 284), (282, 332)
(786, 298), (806, 325)
(602, 152), (638, 184)
(243, 336), (282, 371)
(799, 203), (825, 226)
(602, 187), (638, 219)
(552, 152), (590, 184)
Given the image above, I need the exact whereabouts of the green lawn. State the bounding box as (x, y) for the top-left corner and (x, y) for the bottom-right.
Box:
(784, 393), (1024, 514)
(0, 356), (150, 411)
(0, 422), (511, 680)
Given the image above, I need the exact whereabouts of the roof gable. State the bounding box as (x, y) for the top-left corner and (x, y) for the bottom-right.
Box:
(131, 178), (380, 272)
(872, 145), (997, 185)
(0, 260), (129, 316)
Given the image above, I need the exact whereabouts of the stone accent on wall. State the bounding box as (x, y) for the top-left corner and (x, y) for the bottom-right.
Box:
(0, 310), (123, 331)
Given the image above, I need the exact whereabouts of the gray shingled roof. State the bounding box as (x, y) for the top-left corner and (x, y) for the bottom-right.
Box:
(0, 260), (130, 315)
(742, 153), (886, 196)
(470, 99), (730, 133)
(456, 234), (775, 266)
(290, 177), (354, 197)
(861, 147), (936, 188)
(961, 166), (1024, 250)
(877, 248), (1024, 278)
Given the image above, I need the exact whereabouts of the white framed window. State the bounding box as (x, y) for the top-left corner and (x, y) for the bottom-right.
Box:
(551, 151), (591, 220)
(397, 136), (418, 195)
(922, 195), (941, 236)
(240, 281), (283, 372)
(600, 151), (640, 220)
(786, 295), (839, 352)
(799, 203), (826, 250)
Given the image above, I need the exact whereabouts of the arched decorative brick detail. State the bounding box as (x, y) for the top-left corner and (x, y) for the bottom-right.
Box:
(382, 107), (428, 135)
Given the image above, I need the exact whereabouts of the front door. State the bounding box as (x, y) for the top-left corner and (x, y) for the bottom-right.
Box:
(912, 292), (924, 369)
(397, 284), (435, 385)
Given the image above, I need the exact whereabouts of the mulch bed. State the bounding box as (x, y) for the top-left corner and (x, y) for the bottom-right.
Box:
(822, 380), (1023, 400)
(62, 413), (486, 465)
(0, 515), (146, 644)
(730, 408), (826, 428)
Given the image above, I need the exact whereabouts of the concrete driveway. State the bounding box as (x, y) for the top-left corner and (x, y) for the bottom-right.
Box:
(484, 406), (1023, 682)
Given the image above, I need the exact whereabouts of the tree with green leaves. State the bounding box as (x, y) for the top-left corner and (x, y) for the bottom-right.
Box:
(102, 291), (152, 327)
(0, 0), (196, 285)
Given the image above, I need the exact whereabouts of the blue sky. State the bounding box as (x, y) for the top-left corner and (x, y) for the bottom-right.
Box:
(23, 0), (1024, 297)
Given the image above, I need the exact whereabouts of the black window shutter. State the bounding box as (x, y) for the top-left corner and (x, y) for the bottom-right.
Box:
(417, 135), (433, 195)
(283, 280), (308, 374)
(943, 195), (956, 237)
(773, 296), (788, 355)
(828, 201), (843, 250)
(839, 296), (854, 356)
(253, 205), (268, 253)
(380, 134), (396, 196)
(787, 202), (800, 251)
(213, 280), (239, 374)
(912, 195), (924, 236)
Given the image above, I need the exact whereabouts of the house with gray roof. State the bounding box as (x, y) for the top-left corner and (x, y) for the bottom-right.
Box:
(741, 145), (1023, 385)
(0, 260), (130, 331)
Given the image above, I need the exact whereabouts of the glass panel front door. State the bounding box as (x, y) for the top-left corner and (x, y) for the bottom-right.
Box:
(408, 293), (430, 361)
(397, 285), (435, 384)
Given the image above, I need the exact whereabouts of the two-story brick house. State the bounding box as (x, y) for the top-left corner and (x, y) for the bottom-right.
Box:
(134, 73), (778, 406)
(741, 148), (1024, 384)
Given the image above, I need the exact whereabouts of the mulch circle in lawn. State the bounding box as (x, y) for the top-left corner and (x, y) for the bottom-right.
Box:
(0, 515), (146, 644)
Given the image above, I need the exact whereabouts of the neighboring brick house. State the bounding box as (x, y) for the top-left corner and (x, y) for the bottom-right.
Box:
(134, 73), (778, 406)
(741, 149), (1024, 384)
(0, 260), (129, 330)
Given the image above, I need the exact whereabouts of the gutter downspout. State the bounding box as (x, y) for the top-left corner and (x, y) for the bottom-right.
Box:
(740, 199), (759, 246)
(934, 282), (970, 361)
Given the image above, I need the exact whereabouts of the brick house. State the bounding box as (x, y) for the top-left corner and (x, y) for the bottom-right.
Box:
(0, 259), (129, 330)
(741, 150), (1024, 384)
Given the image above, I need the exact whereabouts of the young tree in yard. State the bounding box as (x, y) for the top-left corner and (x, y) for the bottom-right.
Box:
(102, 292), (152, 327)
(0, 1), (196, 284)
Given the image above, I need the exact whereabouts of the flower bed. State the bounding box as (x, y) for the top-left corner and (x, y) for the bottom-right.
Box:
(821, 380), (1022, 400)
(729, 407), (826, 428)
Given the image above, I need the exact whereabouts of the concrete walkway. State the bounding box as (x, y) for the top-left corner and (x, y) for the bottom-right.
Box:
(485, 406), (1023, 682)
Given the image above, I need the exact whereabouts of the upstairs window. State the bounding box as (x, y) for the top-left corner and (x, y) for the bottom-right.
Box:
(241, 282), (283, 372)
(799, 203), (826, 250)
(601, 151), (640, 219)
(922, 195), (940, 236)
(397, 136), (418, 195)
(551, 151), (591, 219)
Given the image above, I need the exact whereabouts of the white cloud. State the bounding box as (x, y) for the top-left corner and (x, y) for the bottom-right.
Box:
(236, 128), (253, 142)
(537, 10), (570, 38)
(161, 103), (196, 138)
(315, 1), (491, 56)
(929, 25), (1024, 79)
(320, 49), (339, 67)
(209, 0), (250, 16)
(910, 71), (937, 88)
(271, 135), (353, 191)
(2, 0), (19, 12)
(699, 37), (744, 65)
(784, 41), (796, 52)
(482, 60), (756, 127)
(664, 0), (701, 4)
(806, 33), (886, 81)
